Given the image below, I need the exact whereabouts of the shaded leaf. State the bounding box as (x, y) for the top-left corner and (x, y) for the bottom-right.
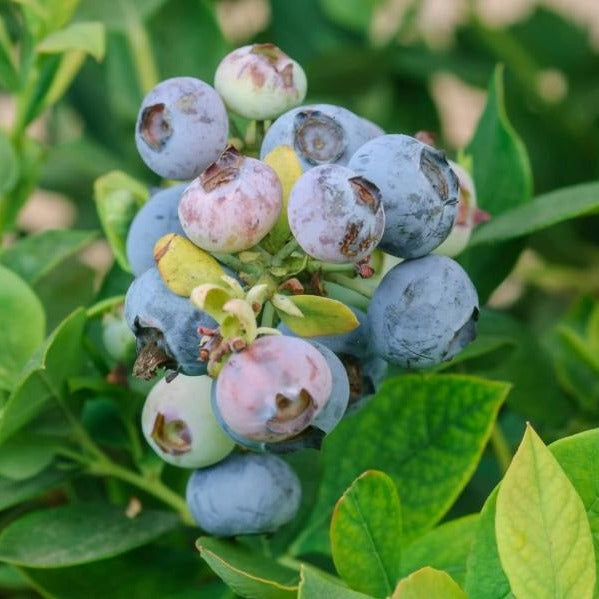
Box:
(0, 504), (178, 567)
(331, 470), (401, 597)
(401, 515), (478, 587)
(0, 229), (98, 285)
(0, 467), (71, 511)
(0, 130), (19, 195)
(198, 537), (299, 599)
(0, 265), (45, 392)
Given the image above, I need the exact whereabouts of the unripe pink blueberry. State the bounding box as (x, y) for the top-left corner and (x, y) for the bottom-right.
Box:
(135, 77), (228, 180)
(178, 146), (282, 253)
(288, 164), (385, 263)
(214, 43), (307, 120)
(214, 335), (333, 442)
(141, 374), (235, 468)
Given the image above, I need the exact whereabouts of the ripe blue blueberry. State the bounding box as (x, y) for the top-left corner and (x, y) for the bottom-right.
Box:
(141, 374), (234, 468)
(367, 254), (479, 369)
(186, 453), (301, 536)
(124, 267), (215, 378)
(260, 104), (383, 171)
(126, 184), (187, 277)
(288, 164), (385, 263)
(135, 77), (228, 180)
(348, 134), (459, 258)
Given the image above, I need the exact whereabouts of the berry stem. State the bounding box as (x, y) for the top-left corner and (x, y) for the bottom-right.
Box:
(272, 239), (299, 265)
(212, 252), (262, 275)
(323, 281), (370, 311)
(260, 300), (275, 328)
(307, 260), (355, 273)
(326, 273), (376, 298)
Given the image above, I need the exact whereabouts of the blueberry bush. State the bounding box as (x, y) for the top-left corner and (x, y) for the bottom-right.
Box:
(1, 1), (599, 598)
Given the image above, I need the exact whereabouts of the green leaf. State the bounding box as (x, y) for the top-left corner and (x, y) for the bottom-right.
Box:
(0, 18), (19, 91)
(0, 130), (19, 195)
(18, 544), (208, 599)
(0, 504), (178, 567)
(291, 375), (509, 555)
(496, 425), (595, 599)
(74, 0), (167, 31)
(320, 0), (382, 33)
(459, 64), (532, 302)
(331, 470), (401, 597)
(37, 21), (105, 60)
(0, 467), (71, 511)
(0, 229), (98, 285)
(392, 567), (467, 598)
(464, 490), (513, 599)
(0, 265), (45, 392)
(0, 308), (86, 445)
(276, 295), (359, 337)
(298, 565), (373, 599)
(94, 170), (149, 272)
(0, 434), (56, 480)
(470, 181), (599, 246)
(401, 515), (478, 587)
(197, 537), (299, 599)
(551, 428), (599, 598)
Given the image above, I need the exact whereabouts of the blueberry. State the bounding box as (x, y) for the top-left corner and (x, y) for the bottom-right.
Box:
(214, 43), (307, 120)
(278, 308), (387, 412)
(135, 77), (228, 180)
(260, 104), (383, 171)
(178, 146), (282, 253)
(367, 255), (479, 369)
(348, 134), (459, 258)
(434, 160), (489, 257)
(213, 335), (332, 443)
(186, 453), (301, 536)
(126, 184), (187, 277)
(288, 164), (385, 263)
(124, 267), (215, 378)
(141, 374), (234, 468)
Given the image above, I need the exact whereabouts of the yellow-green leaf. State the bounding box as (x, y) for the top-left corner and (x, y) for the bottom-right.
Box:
(262, 145), (303, 252)
(190, 284), (232, 323)
(276, 295), (359, 337)
(298, 565), (372, 599)
(37, 21), (105, 61)
(330, 470), (401, 597)
(154, 234), (224, 297)
(496, 425), (595, 599)
(392, 567), (467, 599)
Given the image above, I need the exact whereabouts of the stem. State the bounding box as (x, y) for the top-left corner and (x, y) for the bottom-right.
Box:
(126, 19), (159, 93)
(326, 273), (376, 298)
(491, 422), (512, 475)
(213, 253), (262, 276)
(323, 281), (370, 311)
(307, 260), (355, 273)
(272, 240), (299, 266)
(88, 459), (194, 526)
(260, 300), (275, 328)
(86, 295), (126, 319)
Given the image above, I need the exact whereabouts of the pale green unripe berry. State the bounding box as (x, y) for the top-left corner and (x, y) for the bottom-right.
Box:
(214, 43), (307, 120)
(141, 374), (235, 468)
(102, 312), (136, 362)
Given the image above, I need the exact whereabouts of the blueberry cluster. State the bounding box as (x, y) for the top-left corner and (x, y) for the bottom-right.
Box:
(120, 43), (482, 537)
